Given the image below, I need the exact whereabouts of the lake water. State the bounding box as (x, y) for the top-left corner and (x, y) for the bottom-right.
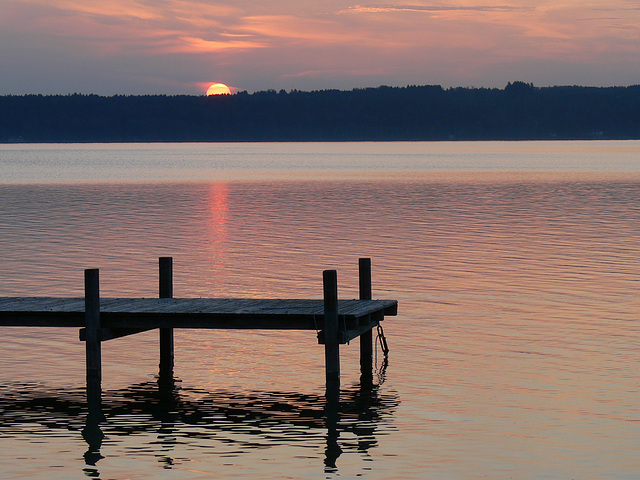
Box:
(1, 141), (640, 479)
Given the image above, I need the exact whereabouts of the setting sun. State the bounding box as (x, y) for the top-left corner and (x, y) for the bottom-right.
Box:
(206, 83), (231, 96)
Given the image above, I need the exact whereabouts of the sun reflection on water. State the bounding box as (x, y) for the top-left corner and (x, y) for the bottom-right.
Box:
(205, 183), (229, 292)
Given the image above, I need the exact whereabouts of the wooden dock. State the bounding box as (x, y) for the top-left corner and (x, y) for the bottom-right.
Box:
(0, 258), (397, 405)
(0, 297), (396, 342)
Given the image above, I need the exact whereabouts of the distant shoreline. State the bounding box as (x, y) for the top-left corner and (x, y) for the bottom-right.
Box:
(2, 83), (639, 143)
(3, 138), (639, 145)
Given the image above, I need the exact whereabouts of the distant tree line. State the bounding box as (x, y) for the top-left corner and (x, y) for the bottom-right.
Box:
(1, 82), (640, 142)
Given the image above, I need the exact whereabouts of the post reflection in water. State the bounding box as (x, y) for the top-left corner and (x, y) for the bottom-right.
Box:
(0, 376), (398, 477)
(81, 408), (105, 472)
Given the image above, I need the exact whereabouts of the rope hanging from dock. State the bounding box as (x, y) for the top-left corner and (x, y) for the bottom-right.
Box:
(376, 323), (389, 356)
(374, 322), (390, 384)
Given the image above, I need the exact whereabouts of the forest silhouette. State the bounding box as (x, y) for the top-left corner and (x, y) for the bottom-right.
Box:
(2, 82), (639, 142)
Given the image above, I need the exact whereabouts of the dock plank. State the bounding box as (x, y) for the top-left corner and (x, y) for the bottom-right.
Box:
(0, 297), (397, 331)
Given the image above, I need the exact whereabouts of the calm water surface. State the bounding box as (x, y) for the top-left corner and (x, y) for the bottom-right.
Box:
(1, 142), (639, 479)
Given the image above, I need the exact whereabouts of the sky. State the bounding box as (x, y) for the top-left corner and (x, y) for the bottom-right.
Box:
(1, 0), (639, 95)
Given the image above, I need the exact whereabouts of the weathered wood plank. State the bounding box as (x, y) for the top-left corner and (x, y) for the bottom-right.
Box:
(84, 269), (101, 417)
(0, 297), (397, 330)
(100, 298), (141, 312)
(323, 270), (340, 388)
(359, 257), (374, 386)
(79, 327), (156, 341)
(159, 256), (174, 380)
(0, 297), (399, 316)
(0, 297), (84, 311)
(0, 310), (85, 327)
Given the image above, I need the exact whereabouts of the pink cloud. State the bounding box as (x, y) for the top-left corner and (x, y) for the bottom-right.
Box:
(341, 4), (530, 14)
(173, 36), (266, 53)
(2, 0), (640, 94)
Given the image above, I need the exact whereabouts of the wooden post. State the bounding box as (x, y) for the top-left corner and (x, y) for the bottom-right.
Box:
(84, 268), (102, 416)
(323, 270), (340, 391)
(159, 257), (174, 379)
(359, 258), (374, 387)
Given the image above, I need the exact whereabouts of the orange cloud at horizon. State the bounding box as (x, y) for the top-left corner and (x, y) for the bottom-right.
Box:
(174, 36), (266, 53)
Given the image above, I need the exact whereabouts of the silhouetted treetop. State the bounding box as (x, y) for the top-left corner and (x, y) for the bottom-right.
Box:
(1, 84), (639, 142)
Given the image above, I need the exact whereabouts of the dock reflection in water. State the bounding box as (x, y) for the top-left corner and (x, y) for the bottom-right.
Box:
(0, 376), (398, 477)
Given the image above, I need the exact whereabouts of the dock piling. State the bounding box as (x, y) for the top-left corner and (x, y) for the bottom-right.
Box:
(359, 258), (374, 387)
(159, 257), (174, 379)
(323, 270), (340, 391)
(84, 268), (102, 415)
